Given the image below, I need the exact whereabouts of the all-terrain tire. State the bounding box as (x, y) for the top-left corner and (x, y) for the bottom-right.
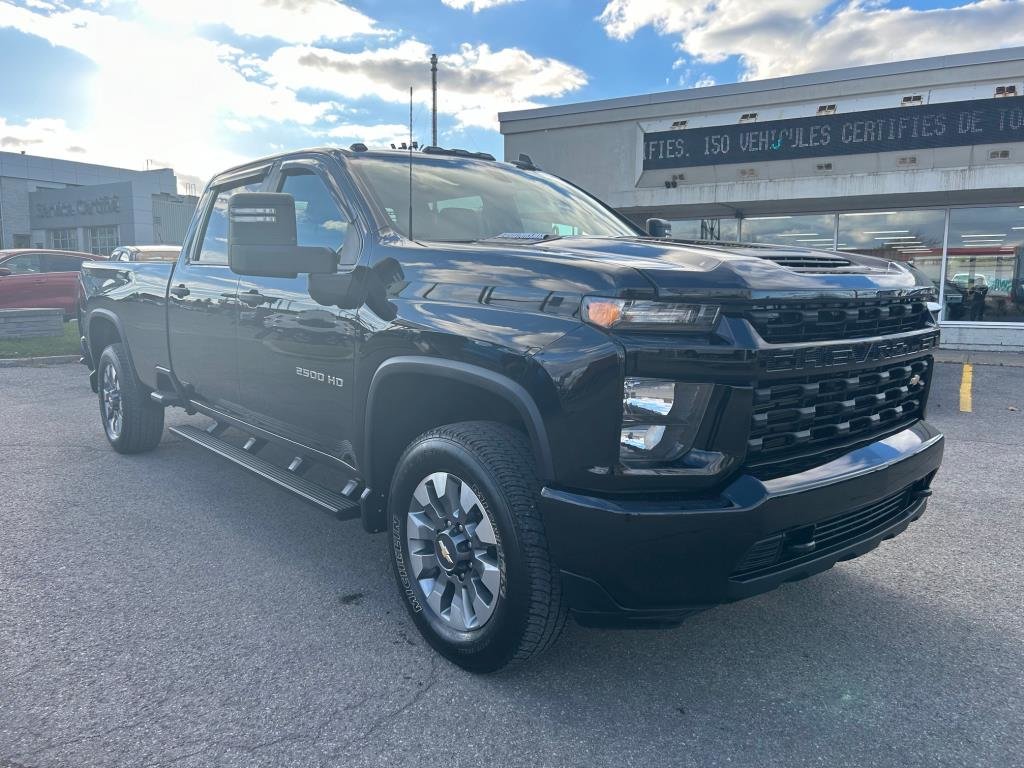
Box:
(97, 342), (164, 454)
(388, 421), (567, 672)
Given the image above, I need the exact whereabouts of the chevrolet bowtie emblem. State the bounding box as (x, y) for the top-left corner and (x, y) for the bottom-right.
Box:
(438, 540), (453, 565)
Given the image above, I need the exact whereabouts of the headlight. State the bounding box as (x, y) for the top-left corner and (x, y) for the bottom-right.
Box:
(620, 378), (712, 466)
(582, 298), (720, 331)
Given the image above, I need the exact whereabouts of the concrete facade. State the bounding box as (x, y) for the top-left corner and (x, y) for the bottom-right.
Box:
(0, 151), (197, 254)
(500, 48), (1024, 350)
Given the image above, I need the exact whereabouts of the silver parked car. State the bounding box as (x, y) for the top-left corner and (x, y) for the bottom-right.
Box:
(110, 245), (181, 263)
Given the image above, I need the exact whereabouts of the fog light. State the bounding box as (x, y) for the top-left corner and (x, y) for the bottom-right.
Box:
(620, 378), (712, 466)
(620, 424), (667, 452)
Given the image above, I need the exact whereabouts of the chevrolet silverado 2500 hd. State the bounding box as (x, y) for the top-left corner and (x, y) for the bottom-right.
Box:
(79, 146), (944, 672)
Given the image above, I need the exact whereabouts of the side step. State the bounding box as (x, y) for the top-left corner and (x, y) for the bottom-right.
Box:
(169, 424), (360, 520)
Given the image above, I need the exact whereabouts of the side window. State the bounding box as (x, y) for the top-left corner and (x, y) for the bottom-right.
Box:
(44, 254), (86, 272)
(3, 254), (43, 274)
(279, 171), (352, 263)
(195, 177), (263, 265)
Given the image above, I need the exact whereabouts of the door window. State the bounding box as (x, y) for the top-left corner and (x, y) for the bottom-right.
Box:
(195, 178), (264, 265)
(3, 254), (43, 274)
(44, 254), (87, 272)
(279, 171), (352, 263)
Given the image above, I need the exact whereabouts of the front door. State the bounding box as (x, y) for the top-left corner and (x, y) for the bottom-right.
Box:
(235, 160), (361, 463)
(167, 171), (266, 412)
(0, 253), (46, 310)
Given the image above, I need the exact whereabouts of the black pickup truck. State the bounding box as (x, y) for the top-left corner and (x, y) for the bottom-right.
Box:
(79, 146), (944, 672)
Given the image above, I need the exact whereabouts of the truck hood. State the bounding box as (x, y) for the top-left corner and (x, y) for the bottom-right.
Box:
(508, 237), (927, 300)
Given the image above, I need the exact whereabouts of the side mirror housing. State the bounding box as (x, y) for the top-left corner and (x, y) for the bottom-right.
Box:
(228, 192), (337, 278)
(646, 218), (672, 238)
(0, 267), (11, 277)
(309, 270), (367, 309)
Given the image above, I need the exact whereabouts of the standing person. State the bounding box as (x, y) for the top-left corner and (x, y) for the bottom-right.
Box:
(968, 278), (988, 321)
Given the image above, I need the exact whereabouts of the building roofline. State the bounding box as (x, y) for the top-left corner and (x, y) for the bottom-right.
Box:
(499, 46), (1024, 124)
(0, 149), (177, 176)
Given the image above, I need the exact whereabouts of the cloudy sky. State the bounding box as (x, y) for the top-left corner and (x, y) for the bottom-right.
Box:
(2, 0), (1024, 191)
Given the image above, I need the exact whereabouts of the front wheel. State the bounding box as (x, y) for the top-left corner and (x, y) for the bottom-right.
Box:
(97, 343), (164, 454)
(388, 421), (567, 672)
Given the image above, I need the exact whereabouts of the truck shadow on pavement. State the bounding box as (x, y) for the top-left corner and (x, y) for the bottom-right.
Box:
(158, 419), (1019, 765)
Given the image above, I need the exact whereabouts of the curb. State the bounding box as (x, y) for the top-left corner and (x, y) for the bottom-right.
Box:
(933, 351), (1024, 368)
(0, 354), (80, 368)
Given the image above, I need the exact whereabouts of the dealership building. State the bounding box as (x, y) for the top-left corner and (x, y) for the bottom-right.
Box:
(0, 151), (198, 256)
(500, 47), (1024, 351)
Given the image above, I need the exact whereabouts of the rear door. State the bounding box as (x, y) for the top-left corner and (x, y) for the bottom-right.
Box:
(0, 253), (46, 310)
(42, 253), (89, 315)
(167, 169), (268, 412)
(235, 157), (362, 462)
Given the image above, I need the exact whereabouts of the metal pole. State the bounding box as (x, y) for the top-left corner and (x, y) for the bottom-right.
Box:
(430, 54), (438, 147)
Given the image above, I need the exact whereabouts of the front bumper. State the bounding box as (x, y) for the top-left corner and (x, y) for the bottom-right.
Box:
(541, 420), (943, 625)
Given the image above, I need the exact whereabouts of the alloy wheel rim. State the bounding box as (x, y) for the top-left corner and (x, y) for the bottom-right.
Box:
(405, 472), (501, 632)
(101, 363), (123, 440)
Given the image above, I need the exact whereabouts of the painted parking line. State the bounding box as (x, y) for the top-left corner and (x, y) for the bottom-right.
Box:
(959, 362), (973, 413)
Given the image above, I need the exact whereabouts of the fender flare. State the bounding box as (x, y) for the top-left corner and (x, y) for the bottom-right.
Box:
(363, 356), (556, 484)
(84, 308), (131, 364)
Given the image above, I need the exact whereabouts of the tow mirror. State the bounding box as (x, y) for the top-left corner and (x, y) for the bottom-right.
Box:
(228, 192), (337, 279)
(646, 218), (672, 238)
(0, 267), (11, 277)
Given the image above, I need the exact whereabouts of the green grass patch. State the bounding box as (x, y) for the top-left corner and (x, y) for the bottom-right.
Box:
(0, 321), (81, 359)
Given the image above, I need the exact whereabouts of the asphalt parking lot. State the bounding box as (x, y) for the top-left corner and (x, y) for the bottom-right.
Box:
(1, 361), (1022, 768)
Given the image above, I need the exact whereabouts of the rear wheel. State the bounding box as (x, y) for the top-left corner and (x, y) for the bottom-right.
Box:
(388, 421), (566, 672)
(97, 343), (164, 454)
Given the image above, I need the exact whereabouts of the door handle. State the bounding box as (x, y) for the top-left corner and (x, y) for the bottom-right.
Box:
(239, 289), (276, 306)
(169, 284), (190, 298)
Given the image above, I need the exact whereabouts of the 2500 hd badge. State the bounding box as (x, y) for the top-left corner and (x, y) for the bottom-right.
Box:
(296, 366), (343, 388)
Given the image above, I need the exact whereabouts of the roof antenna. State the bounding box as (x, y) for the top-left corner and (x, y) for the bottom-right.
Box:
(408, 85), (414, 242)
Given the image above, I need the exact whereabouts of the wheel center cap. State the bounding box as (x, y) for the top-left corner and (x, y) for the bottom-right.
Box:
(435, 532), (458, 571)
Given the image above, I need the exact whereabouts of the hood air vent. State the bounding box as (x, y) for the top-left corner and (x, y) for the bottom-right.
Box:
(761, 252), (853, 270)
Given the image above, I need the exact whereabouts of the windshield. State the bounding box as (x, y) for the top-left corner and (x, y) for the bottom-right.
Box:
(349, 154), (639, 242)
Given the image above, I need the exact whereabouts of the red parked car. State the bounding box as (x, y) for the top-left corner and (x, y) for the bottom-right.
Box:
(0, 249), (102, 318)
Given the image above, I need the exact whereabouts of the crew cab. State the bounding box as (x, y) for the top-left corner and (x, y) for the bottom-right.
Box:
(78, 146), (944, 672)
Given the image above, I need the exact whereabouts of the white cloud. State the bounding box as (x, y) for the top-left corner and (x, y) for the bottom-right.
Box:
(441, 0), (523, 11)
(0, 1), (342, 183)
(137, 0), (391, 44)
(326, 122), (411, 145)
(597, 0), (1024, 81)
(264, 39), (588, 130)
(0, 0), (585, 184)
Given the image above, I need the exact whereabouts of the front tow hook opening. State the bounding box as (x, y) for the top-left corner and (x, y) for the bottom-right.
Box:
(784, 525), (817, 556)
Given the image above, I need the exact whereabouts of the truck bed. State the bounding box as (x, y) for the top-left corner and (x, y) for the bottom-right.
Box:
(80, 260), (175, 390)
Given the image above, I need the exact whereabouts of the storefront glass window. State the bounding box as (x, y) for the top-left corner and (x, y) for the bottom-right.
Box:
(838, 208), (946, 304)
(742, 214), (835, 247)
(48, 228), (78, 251)
(946, 206), (1024, 323)
(667, 217), (739, 242)
(88, 225), (120, 257)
